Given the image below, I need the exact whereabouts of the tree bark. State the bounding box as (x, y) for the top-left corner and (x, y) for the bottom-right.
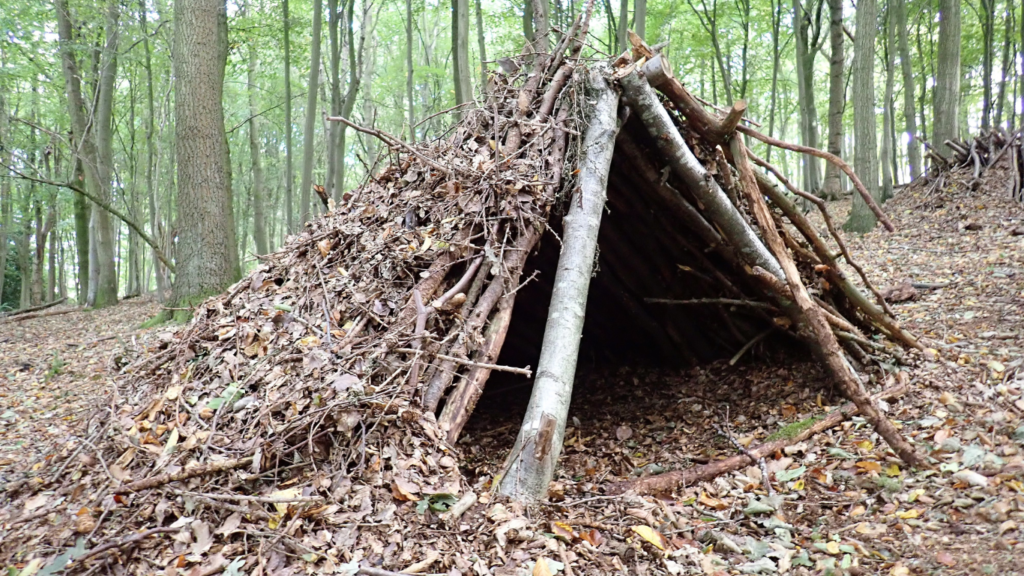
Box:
(0, 93), (10, 307)
(299, 0), (323, 224)
(532, 0), (551, 53)
(406, 0), (415, 141)
(766, 0), (782, 163)
(792, 0), (822, 194)
(498, 66), (619, 502)
(452, 0), (473, 110)
(634, 0), (646, 39)
(620, 69), (786, 279)
(880, 3), (896, 202)
(283, 0), (295, 234)
(475, 0), (487, 88)
(326, 0), (342, 199)
(893, 0), (921, 179)
(993, 4), (1012, 129)
(821, 0), (844, 199)
(171, 0), (241, 310)
(933, 0), (961, 158)
(981, 0), (995, 129)
(616, 0), (628, 52)
(140, 0), (167, 300)
(844, 0), (880, 233)
(247, 20), (269, 256)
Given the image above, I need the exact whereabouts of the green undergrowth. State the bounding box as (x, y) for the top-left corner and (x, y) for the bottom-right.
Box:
(139, 292), (220, 328)
(767, 414), (822, 442)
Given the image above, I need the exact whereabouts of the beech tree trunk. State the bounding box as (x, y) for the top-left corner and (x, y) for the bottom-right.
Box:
(0, 93), (10, 307)
(792, 0), (821, 194)
(844, 0), (880, 233)
(299, 0), (323, 224)
(933, 0), (961, 158)
(283, 0), (295, 234)
(171, 0), (240, 311)
(247, 26), (269, 256)
(452, 0), (473, 110)
(406, 0), (415, 141)
(821, 0), (844, 199)
(634, 0), (646, 39)
(893, 0), (921, 179)
(880, 3), (896, 202)
(980, 0), (994, 129)
(498, 66), (619, 502)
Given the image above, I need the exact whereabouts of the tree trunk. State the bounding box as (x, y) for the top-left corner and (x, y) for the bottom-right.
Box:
(299, 0), (323, 224)
(993, 4), (1013, 128)
(140, 0), (167, 300)
(498, 66), (619, 502)
(766, 0), (782, 164)
(337, 0), (368, 196)
(475, 0), (487, 89)
(247, 27), (269, 256)
(283, 0), (295, 234)
(524, 0), (535, 44)
(453, 0), (473, 110)
(844, 0), (880, 232)
(72, 158), (89, 301)
(634, 0), (646, 39)
(792, 0), (821, 194)
(532, 0), (550, 53)
(88, 0), (121, 308)
(0, 93), (10, 307)
(981, 0), (995, 129)
(933, 0), (961, 158)
(893, 0), (921, 179)
(406, 0), (415, 141)
(326, 0), (342, 199)
(616, 0), (628, 51)
(821, 0), (844, 199)
(880, 2), (896, 202)
(170, 0), (240, 312)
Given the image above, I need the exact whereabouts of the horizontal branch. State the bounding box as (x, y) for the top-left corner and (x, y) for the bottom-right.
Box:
(4, 167), (176, 274)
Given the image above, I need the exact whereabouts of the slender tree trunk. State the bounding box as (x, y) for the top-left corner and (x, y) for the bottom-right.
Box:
(532, 0), (550, 53)
(766, 0), (782, 164)
(475, 0), (487, 89)
(299, 0), (323, 224)
(792, 0), (821, 194)
(140, 0), (166, 300)
(452, 0), (472, 109)
(0, 93), (10, 307)
(88, 0), (121, 308)
(326, 0), (342, 199)
(893, 0), (921, 179)
(71, 158), (89, 300)
(616, 0), (628, 51)
(247, 27), (269, 255)
(170, 0), (240, 311)
(844, 0), (880, 233)
(981, 0), (995, 129)
(933, 0), (961, 158)
(406, 0), (415, 141)
(283, 0), (295, 234)
(821, 0), (844, 199)
(635, 0), (646, 39)
(994, 4), (1013, 128)
(338, 0), (368, 196)
(880, 3), (896, 202)
(524, 0), (535, 44)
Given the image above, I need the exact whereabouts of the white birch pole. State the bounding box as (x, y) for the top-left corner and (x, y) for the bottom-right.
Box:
(497, 66), (620, 502)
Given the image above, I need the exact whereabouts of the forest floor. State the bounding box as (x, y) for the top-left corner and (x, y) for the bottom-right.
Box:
(1, 176), (1022, 575)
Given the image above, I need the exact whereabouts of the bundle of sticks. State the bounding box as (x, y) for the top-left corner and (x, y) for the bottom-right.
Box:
(927, 126), (1023, 199)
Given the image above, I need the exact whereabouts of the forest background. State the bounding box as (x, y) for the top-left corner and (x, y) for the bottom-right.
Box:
(0, 0), (1020, 314)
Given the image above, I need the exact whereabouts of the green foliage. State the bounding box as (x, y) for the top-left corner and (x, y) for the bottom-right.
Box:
(766, 415), (821, 441)
(45, 350), (67, 380)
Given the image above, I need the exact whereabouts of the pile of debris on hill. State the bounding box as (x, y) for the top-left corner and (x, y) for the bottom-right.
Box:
(923, 127), (1023, 201)
(0, 6), (930, 574)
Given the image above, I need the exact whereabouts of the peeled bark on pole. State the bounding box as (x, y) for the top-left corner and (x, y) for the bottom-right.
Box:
(497, 66), (619, 502)
(617, 66), (786, 281)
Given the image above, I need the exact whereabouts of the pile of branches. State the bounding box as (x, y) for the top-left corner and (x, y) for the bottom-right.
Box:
(1, 7), (928, 574)
(0, 8), (599, 575)
(926, 126), (1024, 200)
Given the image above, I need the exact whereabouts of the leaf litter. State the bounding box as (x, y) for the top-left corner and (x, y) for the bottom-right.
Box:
(1, 133), (1023, 576)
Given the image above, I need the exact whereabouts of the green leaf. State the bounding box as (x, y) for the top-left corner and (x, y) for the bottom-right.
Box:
(775, 465), (806, 482)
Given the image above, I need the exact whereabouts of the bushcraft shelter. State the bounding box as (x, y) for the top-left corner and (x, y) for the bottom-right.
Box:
(1, 6), (927, 573)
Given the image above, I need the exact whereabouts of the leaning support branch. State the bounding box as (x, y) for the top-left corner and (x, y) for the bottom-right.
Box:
(727, 136), (925, 467)
(497, 66), (620, 502)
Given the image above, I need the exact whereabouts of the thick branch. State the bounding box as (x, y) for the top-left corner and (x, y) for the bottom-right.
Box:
(5, 168), (176, 273)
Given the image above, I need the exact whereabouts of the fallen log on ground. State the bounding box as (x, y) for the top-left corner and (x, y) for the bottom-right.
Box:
(0, 297), (68, 318)
(1, 307), (78, 324)
(608, 385), (908, 495)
